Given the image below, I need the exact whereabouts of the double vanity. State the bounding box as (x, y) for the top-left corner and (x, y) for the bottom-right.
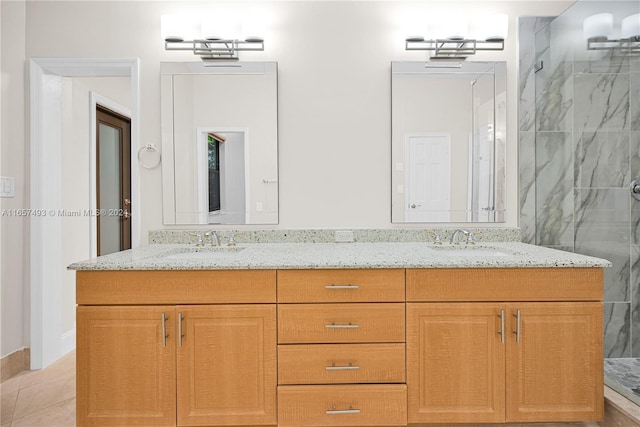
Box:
(70, 234), (609, 427)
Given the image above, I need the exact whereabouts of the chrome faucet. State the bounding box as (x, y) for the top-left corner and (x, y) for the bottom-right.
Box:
(450, 229), (470, 245)
(206, 231), (220, 247)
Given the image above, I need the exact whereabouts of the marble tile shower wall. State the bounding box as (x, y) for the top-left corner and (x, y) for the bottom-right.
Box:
(519, 17), (640, 357)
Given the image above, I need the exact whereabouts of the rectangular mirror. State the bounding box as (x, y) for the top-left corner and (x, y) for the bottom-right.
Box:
(391, 61), (506, 223)
(161, 62), (278, 225)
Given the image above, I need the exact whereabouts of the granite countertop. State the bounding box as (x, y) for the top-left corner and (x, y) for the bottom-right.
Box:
(68, 242), (611, 271)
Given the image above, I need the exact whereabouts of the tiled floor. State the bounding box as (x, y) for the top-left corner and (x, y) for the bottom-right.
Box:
(0, 350), (632, 427)
(1, 350), (75, 427)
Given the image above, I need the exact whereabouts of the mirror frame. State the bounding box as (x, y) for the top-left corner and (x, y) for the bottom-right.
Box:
(391, 61), (507, 223)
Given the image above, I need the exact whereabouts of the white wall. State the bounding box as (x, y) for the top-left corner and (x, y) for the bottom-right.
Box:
(1, 0), (28, 359)
(1, 0), (576, 358)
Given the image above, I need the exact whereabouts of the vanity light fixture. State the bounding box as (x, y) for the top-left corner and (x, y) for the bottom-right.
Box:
(162, 14), (264, 61)
(584, 12), (640, 55)
(405, 14), (507, 59)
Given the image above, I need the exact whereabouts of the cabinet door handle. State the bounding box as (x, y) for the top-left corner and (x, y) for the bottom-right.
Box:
(326, 406), (360, 415)
(178, 312), (184, 347)
(513, 309), (521, 343)
(325, 323), (359, 329)
(497, 309), (505, 344)
(325, 284), (359, 289)
(326, 363), (360, 371)
(161, 313), (168, 347)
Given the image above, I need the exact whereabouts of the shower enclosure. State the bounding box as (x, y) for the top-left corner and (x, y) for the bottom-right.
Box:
(518, 1), (640, 404)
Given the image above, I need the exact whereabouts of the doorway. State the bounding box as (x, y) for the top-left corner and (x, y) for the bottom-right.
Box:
(96, 106), (131, 255)
(29, 58), (140, 370)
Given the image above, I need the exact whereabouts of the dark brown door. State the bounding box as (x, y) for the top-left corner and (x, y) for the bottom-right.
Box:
(96, 106), (131, 255)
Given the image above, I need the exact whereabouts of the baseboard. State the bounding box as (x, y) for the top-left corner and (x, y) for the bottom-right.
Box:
(0, 348), (30, 382)
(61, 328), (76, 356)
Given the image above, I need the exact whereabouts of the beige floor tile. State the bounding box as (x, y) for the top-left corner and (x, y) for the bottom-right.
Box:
(11, 397), (75, 427)
(1, 389), (17, 424)
(0, 370), (26, 395)
(12, 374), (75, 420)
(17, 352), (75, 391)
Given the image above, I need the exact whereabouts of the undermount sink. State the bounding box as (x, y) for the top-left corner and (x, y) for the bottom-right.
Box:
(161, 246), (245, 260)
(429, 245), (512, 257)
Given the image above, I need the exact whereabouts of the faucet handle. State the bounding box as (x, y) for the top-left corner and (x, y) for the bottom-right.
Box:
(433, 232), (443, 245)
(466, 232), (475, 245)
(426, 230), (443, 245)
(189, 232), (205, 247)
(227, 233), (237, 247)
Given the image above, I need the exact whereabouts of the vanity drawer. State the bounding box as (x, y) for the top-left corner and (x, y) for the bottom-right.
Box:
(278, 384), (407, 426)
(406, 268), (603, 302)
(76, 270), (277, 304)
(278, 303), (405, 344)
(277, 269), (405, 303)
(278, 343), (406, 385)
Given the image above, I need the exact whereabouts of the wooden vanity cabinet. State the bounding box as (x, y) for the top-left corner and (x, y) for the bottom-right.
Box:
(406, 268), (604, 425)
(77, 266), (605, 427)
(76, 270), (277, 427)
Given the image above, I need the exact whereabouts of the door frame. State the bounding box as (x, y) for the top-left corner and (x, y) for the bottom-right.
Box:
(29, 58), (140, 369)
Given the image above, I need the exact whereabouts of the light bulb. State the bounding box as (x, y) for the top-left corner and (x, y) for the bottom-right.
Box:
(621, 13), (640, 41)
(161, 14), (183, 42)
(201, 14), (240, 41)
(583, 13), (613, 41)
(432, 15), (468, 40)
(474, 14), (508, 42)
(161, 14), (200, 42)
(242, 14), (265, 43)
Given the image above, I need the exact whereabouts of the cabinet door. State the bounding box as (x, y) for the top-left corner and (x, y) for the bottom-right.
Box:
(506, 302), (603, 422)
(407, 303), (505, 424)
(176, 305), (277, 426)
(76, 306), (176, 426)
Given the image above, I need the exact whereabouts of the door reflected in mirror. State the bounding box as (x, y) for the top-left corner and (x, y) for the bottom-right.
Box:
(391, 61), (506, 223)
(161, 62), (278, 225)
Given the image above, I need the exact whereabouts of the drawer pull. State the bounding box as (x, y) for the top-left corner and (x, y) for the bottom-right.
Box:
(325, 322), (360, 329)
(325, 284), (360, 289)
(326, 405), (360, 415)
(326, 362), (360, 371)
